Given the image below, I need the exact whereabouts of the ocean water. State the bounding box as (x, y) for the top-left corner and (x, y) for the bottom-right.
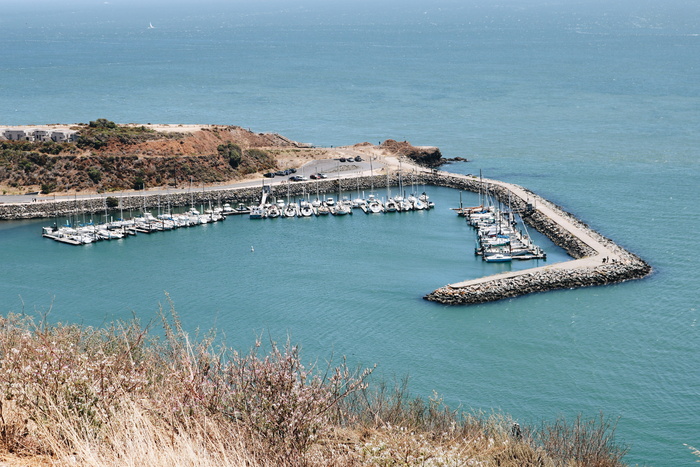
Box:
(1, 1), (699, 464)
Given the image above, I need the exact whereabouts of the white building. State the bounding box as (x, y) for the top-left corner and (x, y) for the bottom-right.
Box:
(0, 128), (78, 142)
(3, 129), (29, 141)
(32, 129), (52, 142)
(50, 130), (78, 142)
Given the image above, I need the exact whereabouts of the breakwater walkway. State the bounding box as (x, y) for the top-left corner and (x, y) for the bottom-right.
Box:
(418, 170), (652, 305)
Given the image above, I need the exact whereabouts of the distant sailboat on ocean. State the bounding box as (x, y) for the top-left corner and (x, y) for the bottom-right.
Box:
(148, 22), (155, 29)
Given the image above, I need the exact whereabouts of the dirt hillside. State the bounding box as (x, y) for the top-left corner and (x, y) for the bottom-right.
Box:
(0, 122), (442, 195)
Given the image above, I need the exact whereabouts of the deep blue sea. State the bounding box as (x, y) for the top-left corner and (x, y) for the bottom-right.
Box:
(1, 1), (699, 464)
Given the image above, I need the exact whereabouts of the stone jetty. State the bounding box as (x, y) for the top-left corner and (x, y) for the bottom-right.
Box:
(0, 166), (651, 305)
(420, 171), (652, 305)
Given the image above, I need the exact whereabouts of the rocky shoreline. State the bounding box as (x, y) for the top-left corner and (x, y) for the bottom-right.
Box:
(0, 176), (395, 220)
(424, 258), (651, 305)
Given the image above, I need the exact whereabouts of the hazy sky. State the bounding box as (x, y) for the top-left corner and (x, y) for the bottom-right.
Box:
(2, 0), (697, 26)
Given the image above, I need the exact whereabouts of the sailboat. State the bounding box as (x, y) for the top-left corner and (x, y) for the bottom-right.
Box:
(148, 22), (155, 29)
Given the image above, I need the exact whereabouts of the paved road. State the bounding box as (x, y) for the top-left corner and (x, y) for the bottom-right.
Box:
(0, 156), (388, 206)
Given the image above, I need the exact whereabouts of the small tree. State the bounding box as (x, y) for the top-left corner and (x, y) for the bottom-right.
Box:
(106, 196), (119, 208)
(89, 118), (117, 129)
(218, 142), (242, 168)
(87, 167), (102, 184)
(132, 176), (145, 190)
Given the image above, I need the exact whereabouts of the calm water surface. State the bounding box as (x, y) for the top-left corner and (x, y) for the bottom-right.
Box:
(1, 1), (699, 464)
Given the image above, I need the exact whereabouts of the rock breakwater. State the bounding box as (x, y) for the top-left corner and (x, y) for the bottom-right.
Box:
(425, 258), (651, 305)
(419, 170), (651, 305)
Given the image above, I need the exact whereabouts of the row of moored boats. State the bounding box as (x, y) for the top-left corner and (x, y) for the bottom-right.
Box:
(41, 190), (436, 245)
(41, 205), (238, 245)
(249, 192), (434, 219)
(460, 204), (546, 263)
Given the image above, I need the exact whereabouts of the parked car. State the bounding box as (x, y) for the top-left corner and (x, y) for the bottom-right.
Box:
(290, 175), (308, 182)
(263, 172), (275, 178)
(317, 173), (328, 179)
(274, 170), (286, 176)
(354, 156), (363, 162)
(339, 157), (347, 162)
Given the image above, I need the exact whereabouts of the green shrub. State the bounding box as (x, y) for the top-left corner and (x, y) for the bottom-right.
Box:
(19, 159), (33, 172)
(132, 176), (145, 190)
(87, 167), (102, 184)
(77, 120), (159, 150)
(41, 183), (56, 194)
(27, 152), (48, 166)
(38, 141), (65, 155)
(239, 148), (276, 175)
(89, 118), (117, 129)
(218, 142), (242, 169)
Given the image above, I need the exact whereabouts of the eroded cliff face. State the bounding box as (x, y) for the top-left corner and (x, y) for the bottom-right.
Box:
(379, 139), (443, 167)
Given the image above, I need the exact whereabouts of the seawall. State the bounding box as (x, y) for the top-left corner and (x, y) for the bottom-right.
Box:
(0, 176), (396, 220)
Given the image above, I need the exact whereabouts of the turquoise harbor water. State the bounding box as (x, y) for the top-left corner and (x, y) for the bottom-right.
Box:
(1, 1), (699, 464)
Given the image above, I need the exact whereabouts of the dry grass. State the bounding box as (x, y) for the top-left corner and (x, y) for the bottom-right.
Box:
(0, 305), (630, 466)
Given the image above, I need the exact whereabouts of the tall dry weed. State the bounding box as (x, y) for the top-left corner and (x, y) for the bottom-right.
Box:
(536, 412), (628, 467)
(0, 306), (373, 465)
(0, 307), (630, 466)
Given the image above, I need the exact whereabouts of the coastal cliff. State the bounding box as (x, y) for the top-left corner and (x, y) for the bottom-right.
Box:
(379, 139), (444, 167)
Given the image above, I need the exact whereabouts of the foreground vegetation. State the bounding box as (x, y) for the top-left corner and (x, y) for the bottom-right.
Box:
(0, 306), (629, 466)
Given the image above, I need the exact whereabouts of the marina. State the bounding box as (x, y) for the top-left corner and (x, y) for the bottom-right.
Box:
(248, 187), (435, 219)
(0, 2), (694, 461)
(424, 172), (651, 305)
(38, 182), (437, 245)
(31, 166), (650, 308)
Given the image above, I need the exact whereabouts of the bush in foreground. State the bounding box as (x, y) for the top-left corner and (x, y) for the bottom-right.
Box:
(0, 307), (628, 466)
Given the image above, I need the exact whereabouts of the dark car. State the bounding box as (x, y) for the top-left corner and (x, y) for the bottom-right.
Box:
(263, 172), (275, 178)
(288, 168), (297, 173)
(275, 170), (286, 176)
(339, 157), (347, 162)
(354, 156), (363, 162)
(290, 175), (308, 182)
(310, 173), (320, 179)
